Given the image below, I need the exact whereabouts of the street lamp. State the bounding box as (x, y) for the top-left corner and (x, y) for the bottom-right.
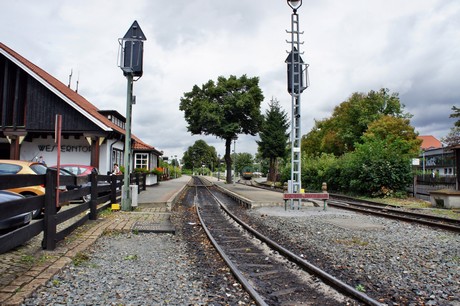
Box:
(287, 0), (302, 11)
(218, 154), (221, 181)
(232, 136), (237, 186)
(118, 20), (146, 211)
(285, 0), (308, 209)
(174, 155), (177, 178)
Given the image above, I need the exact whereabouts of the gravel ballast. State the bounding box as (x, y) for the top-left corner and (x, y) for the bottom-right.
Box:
(22, 193), (460, 306)
(241, 206), (460, 306)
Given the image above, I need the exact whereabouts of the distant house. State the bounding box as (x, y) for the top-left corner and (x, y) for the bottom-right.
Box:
(0, 42), (162, 183)
(418, 135), (443, 150)
(417, 135), (455, 176)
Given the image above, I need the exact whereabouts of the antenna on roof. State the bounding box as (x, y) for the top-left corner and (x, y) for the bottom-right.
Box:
(75, 71), (80, 93)
(68, 69), (73, 88)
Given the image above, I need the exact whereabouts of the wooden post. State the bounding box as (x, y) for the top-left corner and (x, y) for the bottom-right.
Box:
(42, 168), (57, 250)
(110, 175), (117, 205)
(89, 170), (98, 220)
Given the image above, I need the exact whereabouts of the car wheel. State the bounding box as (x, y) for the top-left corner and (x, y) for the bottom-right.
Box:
(82, 194), (91, 202)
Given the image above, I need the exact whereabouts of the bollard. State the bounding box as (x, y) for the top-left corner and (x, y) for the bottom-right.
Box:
(322, 182), (328, 211)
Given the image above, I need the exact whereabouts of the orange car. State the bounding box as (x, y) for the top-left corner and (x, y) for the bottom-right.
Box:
(0, 160), (47, 218)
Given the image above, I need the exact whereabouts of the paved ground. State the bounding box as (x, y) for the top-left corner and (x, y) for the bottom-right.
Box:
(0, 175), (357, 305)
(0, 177), (192, 306)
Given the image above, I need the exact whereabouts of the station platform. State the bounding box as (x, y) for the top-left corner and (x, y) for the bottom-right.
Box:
(138, 175), (285, 209)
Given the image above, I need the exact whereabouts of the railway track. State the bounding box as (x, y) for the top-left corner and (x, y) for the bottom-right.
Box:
(239, 179), (460, 233)
(328, 195), (460, 233)
(192, 177), (381, 305)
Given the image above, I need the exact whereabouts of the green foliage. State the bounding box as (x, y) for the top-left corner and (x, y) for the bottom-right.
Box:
(180, 74), (264, 183)
(257, 97), (289, 182)
(441, 126), (460, 146)
(345, 139), (413, 196)
(150, 168), (163, 176)
(182, 140), (217, 171)
(449, 106), (460, 127)
(281, 138), (414, 197)
(233, 152), (254, 174)
(133, 167), (149, 174)
(302, 88), (411, 156)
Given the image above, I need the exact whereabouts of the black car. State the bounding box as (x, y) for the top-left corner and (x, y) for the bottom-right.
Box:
(0, 190), (32, 231)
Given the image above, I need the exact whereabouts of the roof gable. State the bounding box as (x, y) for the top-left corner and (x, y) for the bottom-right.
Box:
(0, 42), (161, 154)
(418, 135), (442, 150)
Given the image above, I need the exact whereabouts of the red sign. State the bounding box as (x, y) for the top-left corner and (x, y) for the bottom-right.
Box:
(283, 193), (329, 200)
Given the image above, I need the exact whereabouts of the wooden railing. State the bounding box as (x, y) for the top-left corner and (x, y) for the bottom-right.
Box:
(0, 170), (146, 254)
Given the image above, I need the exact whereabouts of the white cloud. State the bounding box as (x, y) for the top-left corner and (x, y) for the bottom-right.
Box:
(1, 0), (459, 158)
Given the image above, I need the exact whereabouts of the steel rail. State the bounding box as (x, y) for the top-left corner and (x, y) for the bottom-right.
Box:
(196, 178), (382, 306)
(194, 185), (269, 306)
(216, 196), (382, 306)
(328, 200), (460, 233)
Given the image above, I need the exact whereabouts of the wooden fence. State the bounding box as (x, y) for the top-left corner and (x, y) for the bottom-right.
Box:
(0, 170), (146, 254)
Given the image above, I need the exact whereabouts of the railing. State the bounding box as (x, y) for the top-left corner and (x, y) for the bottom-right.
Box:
(0, 170), (146, 254)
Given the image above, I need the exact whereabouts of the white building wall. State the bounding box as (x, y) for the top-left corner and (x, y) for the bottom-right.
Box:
(20, 136), (92, 166)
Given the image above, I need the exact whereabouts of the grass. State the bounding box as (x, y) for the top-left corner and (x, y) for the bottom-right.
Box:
(19, 254), (35, 265)
(72, 251), (90, 266)
(355, 284), (366, 292)
(361, 196), (460, 220)
(123, 254), (138, 261)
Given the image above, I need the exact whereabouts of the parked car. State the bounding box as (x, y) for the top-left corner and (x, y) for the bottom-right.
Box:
(50, 167), (111, 202)
(0, 190), (32, 231)
(49, 167), (91, 202)
(56, 164), (98, 177)
(0, 160), (47, 218)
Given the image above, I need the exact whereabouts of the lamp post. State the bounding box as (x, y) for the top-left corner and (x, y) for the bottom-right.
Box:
(174, 155), (177, 178)
(232, 136), (237, 186)
(286, 0), (308, 209)
(218, 154), (221, 181)
(118, 21), (146, 211)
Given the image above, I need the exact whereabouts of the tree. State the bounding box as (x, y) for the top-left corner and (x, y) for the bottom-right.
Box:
(180, 75), (264, 183)
(449, 106), (460, 127)
(362, 115), (421, 157)
(233, 152), (253, 175)
(302, 88), (410, 156)
(257, 98), (289, 182)
(182, 140), (217, 172)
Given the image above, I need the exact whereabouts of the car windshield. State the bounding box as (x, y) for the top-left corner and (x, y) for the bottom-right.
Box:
(0, 163), (22, 174)
(29, 163), (48, 175)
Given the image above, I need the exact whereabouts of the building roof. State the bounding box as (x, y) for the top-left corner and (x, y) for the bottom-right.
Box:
(0, 42), (162, 156)
(418, 135), (443, 150)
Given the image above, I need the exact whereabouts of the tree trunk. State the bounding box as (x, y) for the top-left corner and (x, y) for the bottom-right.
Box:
(225, 138), (232, 183)
(268, 156), (276, 182)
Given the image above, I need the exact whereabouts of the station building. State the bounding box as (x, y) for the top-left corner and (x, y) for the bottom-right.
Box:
(0, 43), (162, 183)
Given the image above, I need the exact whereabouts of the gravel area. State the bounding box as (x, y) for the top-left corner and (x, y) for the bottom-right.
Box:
(22, 204), (254, 305)
(240, 206), (460, 306)
(21, 186), (460, 306)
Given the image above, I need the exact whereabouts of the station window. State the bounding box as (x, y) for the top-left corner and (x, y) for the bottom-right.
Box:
(112, 149), (123, 168)
(135, 153), (148, 170)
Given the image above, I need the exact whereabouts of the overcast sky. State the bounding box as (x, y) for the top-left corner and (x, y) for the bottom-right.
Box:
(1, 0), (459, 159)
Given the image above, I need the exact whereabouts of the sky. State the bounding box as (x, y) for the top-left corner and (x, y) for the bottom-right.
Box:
(1, 0), (459, 160)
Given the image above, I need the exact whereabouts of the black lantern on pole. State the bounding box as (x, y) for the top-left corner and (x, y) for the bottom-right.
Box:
(118, 20), (146, 211)
(285, 47), (306, 94)
(119, 21), (146, 78)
